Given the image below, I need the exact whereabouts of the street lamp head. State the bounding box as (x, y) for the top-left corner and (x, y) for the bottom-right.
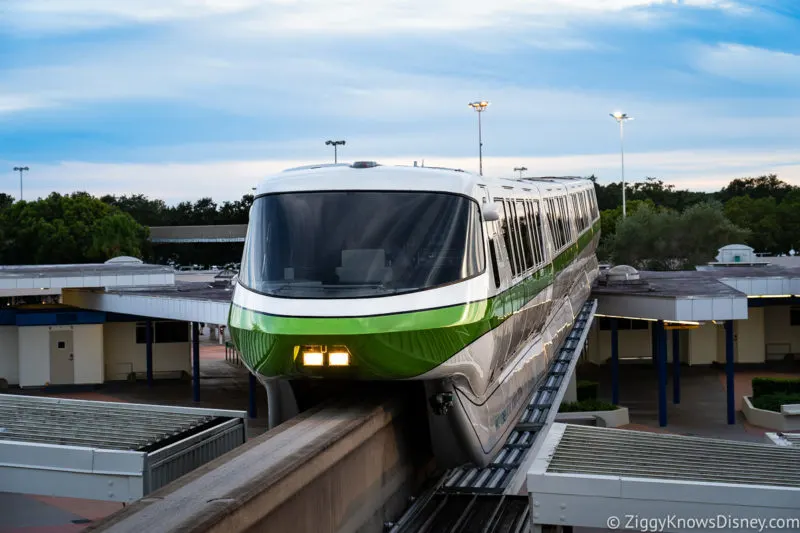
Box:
(325, 140), (345, 146)
(610, 111), (633, 122)
(469, 101), (490, 111)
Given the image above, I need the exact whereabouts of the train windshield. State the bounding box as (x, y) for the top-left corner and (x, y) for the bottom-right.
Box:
(239, 191), (485, 298)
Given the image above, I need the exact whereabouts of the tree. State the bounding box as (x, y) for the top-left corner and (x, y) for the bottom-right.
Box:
(87, 213), (148, 261)
(717, 174), (797, 204)
(610, 202), (748, 270)
(723, 196), (780, 254)
(0, 193), (148, 264)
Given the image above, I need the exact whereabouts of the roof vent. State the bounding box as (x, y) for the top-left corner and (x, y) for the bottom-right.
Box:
(104, 256), (143, 265)
(350, 161), (379, 169)
(606, 265), (640, 282)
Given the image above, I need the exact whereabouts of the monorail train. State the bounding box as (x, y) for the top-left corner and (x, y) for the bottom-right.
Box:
(229, 161), (600, 467)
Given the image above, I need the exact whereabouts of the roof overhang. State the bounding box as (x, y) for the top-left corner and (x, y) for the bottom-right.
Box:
(0, 264), (175, 298)
(528, 424), (800, 531)
(719, 276), (800, 297)
(63, 287), (230, 324)
(594, 293), (748, 322)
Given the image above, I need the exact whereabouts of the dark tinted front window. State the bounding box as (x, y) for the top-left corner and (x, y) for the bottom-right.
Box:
(239, 191), (485, 298)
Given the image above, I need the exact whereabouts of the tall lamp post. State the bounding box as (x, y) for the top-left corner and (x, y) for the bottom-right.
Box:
(468, 101), (489, 175)
(514, 166), (527, 178)
(13, 166), (28, 201)
(325, 140), (345, 164)
(609, 112), (633, 217)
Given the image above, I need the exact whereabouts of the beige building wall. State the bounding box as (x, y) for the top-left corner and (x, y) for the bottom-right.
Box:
(763, 305), (800, 360)
(73, 324), (104, 384)
(104, 321), (191, 381)
(687, 322), (717, 365)
(0, 326), (19, 385)
(18, 326), (50, 387)
(585, 322), (653, 364)
(735, 307), (765, 363)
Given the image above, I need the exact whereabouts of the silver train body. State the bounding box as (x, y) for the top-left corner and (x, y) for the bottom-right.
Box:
(229, 163), (600, 467)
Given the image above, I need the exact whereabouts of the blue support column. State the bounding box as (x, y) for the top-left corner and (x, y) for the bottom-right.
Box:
(611, 318), (620, 406)
(145, 320), (154, 387)
(725, 320), (735, 425)
(672, 329), (680, 404)
(651, 323), (656, 366)
(248, 372), (258, 418)
(657, 320), (667, 427)
(192, 322), (200, 402)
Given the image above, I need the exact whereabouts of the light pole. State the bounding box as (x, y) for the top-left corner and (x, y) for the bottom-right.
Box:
(514, 166), (527, 178)
(609, 112), (633, 217)
(13, 166), (28, 201)
(325, 140), (345, 164)
(468, 101), (489, 175)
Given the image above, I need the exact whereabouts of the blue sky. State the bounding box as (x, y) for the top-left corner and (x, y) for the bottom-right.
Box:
(2, 0), (800, 203)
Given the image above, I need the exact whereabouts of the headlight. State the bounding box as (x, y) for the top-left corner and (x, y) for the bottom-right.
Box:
(328, 351), (350, 366)
(302, 351), (324, 366)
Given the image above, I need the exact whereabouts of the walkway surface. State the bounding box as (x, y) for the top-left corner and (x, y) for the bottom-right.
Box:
(0, 340), (266, 533)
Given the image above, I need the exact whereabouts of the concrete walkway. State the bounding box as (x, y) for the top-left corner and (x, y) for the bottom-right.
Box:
(576, 362), (800, 442)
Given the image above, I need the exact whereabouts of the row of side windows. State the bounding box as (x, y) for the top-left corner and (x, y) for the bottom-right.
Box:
(487, 188), (599, 289)
(544, 196), (572, 251)
(494, 197), (547, 280)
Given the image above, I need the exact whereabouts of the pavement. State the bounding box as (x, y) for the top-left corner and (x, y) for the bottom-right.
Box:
(0, 336), (267, 533)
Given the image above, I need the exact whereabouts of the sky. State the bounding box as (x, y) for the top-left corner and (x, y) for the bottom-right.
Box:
(2, 0), (800, 204)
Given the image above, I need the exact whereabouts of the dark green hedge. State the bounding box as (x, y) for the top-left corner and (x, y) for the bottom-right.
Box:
(752, 377), (800, 399)
(751, 392), (800, 413)
(576, 380), (598, 401)
(559, 399), (619, 413)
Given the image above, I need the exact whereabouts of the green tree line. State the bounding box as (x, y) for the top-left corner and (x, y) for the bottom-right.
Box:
(594, 175), (800, 269)
(1, 175), (796, 269)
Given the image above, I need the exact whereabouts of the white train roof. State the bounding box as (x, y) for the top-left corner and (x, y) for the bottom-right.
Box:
(255, 161), (594, 199)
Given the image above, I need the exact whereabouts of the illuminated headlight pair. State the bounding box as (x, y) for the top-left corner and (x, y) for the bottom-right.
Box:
(301, 347), (350, 367)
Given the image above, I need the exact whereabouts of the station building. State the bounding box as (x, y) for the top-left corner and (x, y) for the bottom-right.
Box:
(586, 245), (800, 368)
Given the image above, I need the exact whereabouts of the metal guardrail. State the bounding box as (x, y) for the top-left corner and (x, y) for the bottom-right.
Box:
(390, 299), (597, 533)
(225, 342), (243, 367)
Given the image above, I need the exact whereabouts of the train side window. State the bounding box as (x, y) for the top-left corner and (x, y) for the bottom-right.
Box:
(524, 200), (540, 266)
(488, 238), (501, 289)
(499, 200), (519, 277)
(515, 200), (533, 270)
(548, 198), (561, 250)
(531, 200), (546, 262)
(508, 200), (526, 273)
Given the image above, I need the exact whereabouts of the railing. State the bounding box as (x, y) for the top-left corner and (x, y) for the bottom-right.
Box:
(225, 341), (243, 367)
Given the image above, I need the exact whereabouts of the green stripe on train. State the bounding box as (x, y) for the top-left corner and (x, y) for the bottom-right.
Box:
(229, 221), (600, 379)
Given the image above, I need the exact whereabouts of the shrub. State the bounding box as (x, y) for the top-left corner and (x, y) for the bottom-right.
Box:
(751, 392), (800, 413)
(559, 399), (619, 413)
(752, 377), (800, 399)
(576, 380), (598, 401)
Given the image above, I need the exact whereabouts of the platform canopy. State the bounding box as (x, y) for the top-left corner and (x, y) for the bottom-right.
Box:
(148, 225), (247, 243)
(527, 423), (800, 532)
(63, 281), (232, 325)
(0, 263), (175, 297)
(592, 269), (748, 322)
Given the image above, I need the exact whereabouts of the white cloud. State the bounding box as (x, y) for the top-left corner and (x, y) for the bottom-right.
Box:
(0, 94), (49, 114)
(7, 147), (799, 205)
(7, 0), (740, 34)
(693, 43), (800, 85)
